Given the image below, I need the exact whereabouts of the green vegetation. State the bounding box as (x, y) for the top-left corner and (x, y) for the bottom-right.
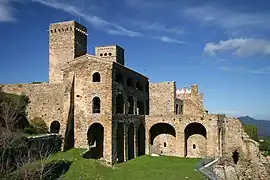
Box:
(259, 136), (270, 156)
(38, 149), (203, 180)
(242, 124), (259, 141)
(24, 117), (49, 134)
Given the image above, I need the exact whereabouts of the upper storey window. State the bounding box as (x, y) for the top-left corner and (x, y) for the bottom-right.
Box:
(92, 97), (101, 113)
(115, 73), (124, 84)
(92, 72), (101, 82)
(127, 78), (134, 87)
(136, 81), (143, 91)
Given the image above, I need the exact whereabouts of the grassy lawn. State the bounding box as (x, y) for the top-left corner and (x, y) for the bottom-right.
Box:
(46, 149), (204, 180)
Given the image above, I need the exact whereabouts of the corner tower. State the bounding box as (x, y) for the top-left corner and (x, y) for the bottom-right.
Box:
(95, 45), (125, 66)
(49, 20), (88, 83)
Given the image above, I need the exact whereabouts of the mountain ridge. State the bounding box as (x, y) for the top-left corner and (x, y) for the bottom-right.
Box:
(238, 116), (270, 137)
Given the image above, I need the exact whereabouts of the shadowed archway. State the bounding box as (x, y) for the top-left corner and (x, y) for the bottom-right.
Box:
(87, 123), (104, 159)
(50, 121), (60, 133)
(149, 123), (176, 145)
(137, 123), (145, 156)
(127, 123), (134, 160)
(184, 122), (207, 157)
(117, 122), (124, 163)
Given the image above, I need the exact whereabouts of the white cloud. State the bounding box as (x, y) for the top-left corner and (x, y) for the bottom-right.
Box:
(183, 5), (270, 31)
(32, 0), (142, 37)
(0, 0), (17, 22)
(155, 36), (186, 44)
(132, 21), (184, 36)
(204, 38), (270, 57)
(251, 66), (270, 74)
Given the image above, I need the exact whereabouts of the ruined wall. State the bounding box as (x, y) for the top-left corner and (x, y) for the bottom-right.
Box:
(63, 55), (113, 163)
(219, 117), (270, 179)
(149, 82), (176, 115)
(176, 84), (205, 116)
(0, 83), (65, 135)
(145, 114), (220, 158)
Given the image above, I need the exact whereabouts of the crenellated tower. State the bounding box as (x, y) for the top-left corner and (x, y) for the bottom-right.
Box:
(48, 20), (88, 83)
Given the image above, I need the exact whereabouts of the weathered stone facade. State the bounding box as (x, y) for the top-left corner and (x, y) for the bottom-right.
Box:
(1, 20), (269, 177)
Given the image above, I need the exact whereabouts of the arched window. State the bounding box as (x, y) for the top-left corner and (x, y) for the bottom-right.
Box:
(115, 73), (124, 84)
(92, 97), (100, 113)
(127, 78), (134, 87)
(116, 94), (124, 114)
(136, 81), (143, 91)
(92, 72), (100, 82)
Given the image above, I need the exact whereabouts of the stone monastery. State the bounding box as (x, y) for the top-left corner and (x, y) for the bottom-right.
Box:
(0, 21), (269, 178)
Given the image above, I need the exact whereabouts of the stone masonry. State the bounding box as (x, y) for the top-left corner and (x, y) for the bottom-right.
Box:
(0, 20), (269, 177)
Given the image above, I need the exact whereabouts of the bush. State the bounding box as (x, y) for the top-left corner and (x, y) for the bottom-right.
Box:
(259, 137), (270, 155)
(4, 160), (72, 180)
(243, 124), (259, 141)
(27, 117), (49, 134)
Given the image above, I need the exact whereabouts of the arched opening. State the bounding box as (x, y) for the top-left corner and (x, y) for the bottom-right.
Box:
(116, 94), (124, 114)
(117, 122), (124, 163)
(127, 96), (134, 114)
(92, 97), (100, 113)
(184, 123), (207, 157)
(232, 150), (239, 164)
(137, 101), (144, 115)
(175, 104), (179, 115)
(50, 121), (60, 133)
(150, 123), (176, 145)
(87, 123), (104, 159)
(115, 73), (124, 84)
(128, 123), (134, 160)
(136, 81), (143, 91)
(92, 72), (100, 82)
(137, 124), (145, 156)
(127, 78), (134, 87)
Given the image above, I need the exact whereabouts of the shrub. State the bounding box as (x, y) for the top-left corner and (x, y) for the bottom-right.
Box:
(28, 117), (49, 134)
(243, 124), (259, 142)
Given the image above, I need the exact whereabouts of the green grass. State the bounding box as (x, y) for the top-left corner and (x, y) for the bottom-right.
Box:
(46, 149), (204, 180)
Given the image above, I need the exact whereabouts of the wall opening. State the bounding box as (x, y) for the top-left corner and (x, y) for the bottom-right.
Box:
(137, 123), (145, 156)
(127, 96), (134, 114)
(92, 97), (101, 113)
(50, 121), (60, 133)
(92, 72), (101, 82)
(127, 78), (134, 87)
(86, 123), (104, 159)
(127, 123), (134, 160)
(117, 122), (124, 163)
(164, 142), (167, 147)
(193, 144), (196, 149)
(184, 122), (207, 157)
(232, 150), (239, 164)
(115, 73), (124, 84)
(137, 101), (145, 115)
(136, 81), (143, 91)
(116, 94), (124, 114)
(175, 104), (179, 115)
(149, 123), (176, 145)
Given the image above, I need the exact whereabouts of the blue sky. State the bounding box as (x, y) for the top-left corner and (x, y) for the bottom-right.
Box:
(0, 0), (270, 120)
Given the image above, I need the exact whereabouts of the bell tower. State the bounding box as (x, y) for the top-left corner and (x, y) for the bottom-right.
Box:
(48, 20), (88, 83)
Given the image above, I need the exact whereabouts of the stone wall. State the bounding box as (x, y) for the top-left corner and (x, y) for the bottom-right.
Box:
(218, 117), (270, 179)
(62, 55), (114, 163)
(0, 83), (65, 136)
(145, 114), (220, 158)
(149, 82), (176, 115)
(49, 21), (87, 84)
